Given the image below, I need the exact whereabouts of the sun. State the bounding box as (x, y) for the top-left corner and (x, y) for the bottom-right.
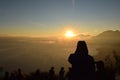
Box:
(65, 30), (76, 38)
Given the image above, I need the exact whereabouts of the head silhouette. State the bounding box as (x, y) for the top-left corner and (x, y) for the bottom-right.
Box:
(75, 41), (88, 56)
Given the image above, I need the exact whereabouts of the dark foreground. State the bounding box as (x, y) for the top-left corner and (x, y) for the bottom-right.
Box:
(1, 66), (117, 80)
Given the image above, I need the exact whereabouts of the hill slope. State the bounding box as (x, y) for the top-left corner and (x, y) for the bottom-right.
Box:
(90, 30), (120, 45)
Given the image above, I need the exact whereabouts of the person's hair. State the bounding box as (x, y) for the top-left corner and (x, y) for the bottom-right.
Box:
(75, 41), (88, 56)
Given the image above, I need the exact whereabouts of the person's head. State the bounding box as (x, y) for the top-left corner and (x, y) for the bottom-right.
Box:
(51, 67), (54, 70)
(5, 71), (9, 76)
(75, 41), (88, 55)
(36, 69), (40, 74)
(18, 68), (22, 73)
(61, 67), (64, 70)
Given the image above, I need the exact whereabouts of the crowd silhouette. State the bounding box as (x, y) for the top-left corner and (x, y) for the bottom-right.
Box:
(2, 41), (116, 80)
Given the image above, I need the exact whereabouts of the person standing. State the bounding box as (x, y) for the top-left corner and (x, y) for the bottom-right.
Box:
(68, 41), (95, 80)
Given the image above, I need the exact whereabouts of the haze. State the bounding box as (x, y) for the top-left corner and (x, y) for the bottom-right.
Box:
(0, 0), (120, 75)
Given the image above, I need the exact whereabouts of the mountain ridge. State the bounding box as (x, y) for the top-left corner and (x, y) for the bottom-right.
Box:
(88, 30), (120, 45)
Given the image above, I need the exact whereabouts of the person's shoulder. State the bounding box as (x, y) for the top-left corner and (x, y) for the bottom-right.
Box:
(88, 55), (93, 58)
(88, 55), (94, 61)
(70, 53), (74, 56)
(68, 53), (76, 59)
(68, 53), (75, 63)
(69, 53), (76, 57)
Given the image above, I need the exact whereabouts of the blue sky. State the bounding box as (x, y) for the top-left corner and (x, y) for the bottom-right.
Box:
(0, 0), (120, 36)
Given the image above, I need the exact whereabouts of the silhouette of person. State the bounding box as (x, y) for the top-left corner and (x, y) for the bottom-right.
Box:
(95, 61), (107, 80)
(68, 41), (95, 80)
(4, 71), (9, 80)
(59, 67), (65, 80)
(17, 68), (26, 80)
(34, 69), (41, 80)
(49, 67), (55, 80)
(9, 71), (17, 80)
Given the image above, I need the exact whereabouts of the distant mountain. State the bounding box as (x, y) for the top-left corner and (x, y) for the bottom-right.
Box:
(95, 30), (120, 38)
(76, 34), (92, 40)
(89, 30), (120, 45)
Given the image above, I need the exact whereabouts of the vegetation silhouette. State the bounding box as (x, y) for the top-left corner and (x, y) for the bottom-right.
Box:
(68, 41), (95, 80)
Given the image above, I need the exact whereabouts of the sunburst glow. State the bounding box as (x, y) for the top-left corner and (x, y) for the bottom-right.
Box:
(65, 30), (76, 38)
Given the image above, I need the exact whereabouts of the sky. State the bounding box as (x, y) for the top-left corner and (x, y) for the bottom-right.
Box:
(0, 0), (120, 37)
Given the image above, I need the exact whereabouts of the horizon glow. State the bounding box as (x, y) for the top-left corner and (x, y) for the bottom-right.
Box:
(0, 0), (120, 37)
